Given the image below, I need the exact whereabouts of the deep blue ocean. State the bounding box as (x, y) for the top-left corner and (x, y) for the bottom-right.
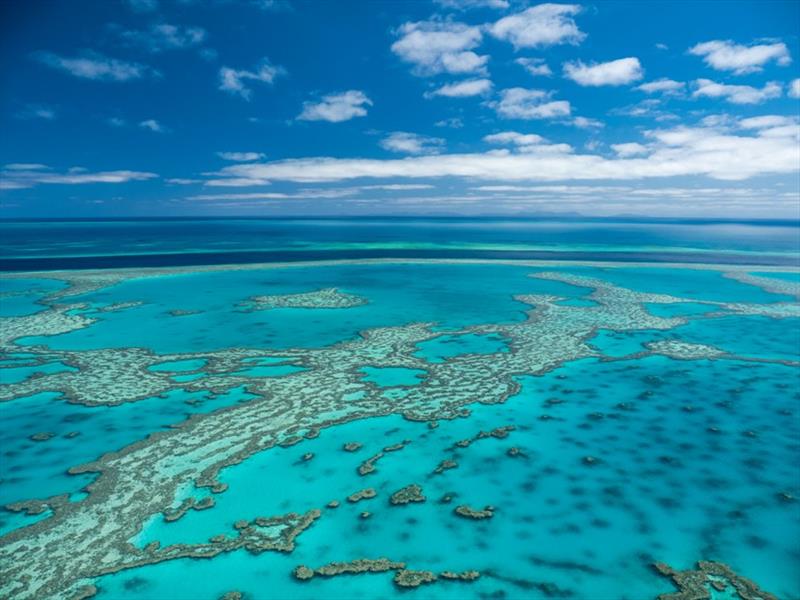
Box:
(1, 217), (798, 269)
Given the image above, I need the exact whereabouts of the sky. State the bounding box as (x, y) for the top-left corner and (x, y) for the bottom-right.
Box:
(0, 0), (799, 218)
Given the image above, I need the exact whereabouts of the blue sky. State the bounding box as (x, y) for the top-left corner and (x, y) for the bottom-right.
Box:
(1, 0), (798, 218)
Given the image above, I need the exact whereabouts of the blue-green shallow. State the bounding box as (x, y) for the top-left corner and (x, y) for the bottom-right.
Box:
(100, 357), (798, 600)
(1, 257), (799, 599)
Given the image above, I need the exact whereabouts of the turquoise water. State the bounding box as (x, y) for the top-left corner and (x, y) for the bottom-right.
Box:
(19, 264), (588, 353)
(0, 386), (254, 506)
(0, 278), (67, 317)
(1, 256), (799, 599)
(103, 357), (799, 600)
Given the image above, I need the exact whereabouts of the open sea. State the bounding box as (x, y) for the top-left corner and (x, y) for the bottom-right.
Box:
(0, 218), (798, 600)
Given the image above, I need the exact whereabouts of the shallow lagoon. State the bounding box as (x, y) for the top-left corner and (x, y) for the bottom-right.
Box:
(1, 259), (799, 599)
(106, 356), (799, 600)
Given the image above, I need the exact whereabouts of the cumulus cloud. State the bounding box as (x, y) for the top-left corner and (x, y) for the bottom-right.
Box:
(482, 130), (571, 153)
(203, 116), (799, 185)
(16, 104), (56, 120)
(380, 132), (446, 155)
(484, 131), (545, 145)
(689, 40), (791, 74)
(490, 88), (571, 119)
(693, 79), (782, 104)
(166, 178), (201, 185)
(188, 183), (437, 203)
(34, 51), (157, 81)
(116, 23), (207, 52)
(428, 78), (492, 97)
(434, 0), (509, 9)
(611, 142), (649, 157)
(515, 57), (552, 76)
(637, 78), (685, 95)
(218, 59), (284, 100)
(1, 164), (158, 189)
(435, 117), (464, 128)
(790, 78), (800, 99)
(217, 152), (266, 161)
(139, 119), (165, 132)
(736, 115), (800, 140)
(298, 90), (372, 123)
(489, 4), (585, 49)
(563, 57), (643, 86)
(571, 116), (604, 129)
(391, 20), (487, 76)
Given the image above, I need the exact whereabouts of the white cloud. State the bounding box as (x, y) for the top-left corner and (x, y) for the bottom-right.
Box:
(435, 117), (464, 128)
(563, 57), (643, 86)
(166, 178), (202, 185)
(429, 78), (492, 97)
(611, 99), (677, 121)
(637, 78), (685, 95)
(738, 115), (797, 130)
(571, 116), (604, 129)
(490, 88), (571, 119)
(16, 104), (56, 120)
(34, 51), (156, 81)
(737, 115), (800, 139)
(434, 0), (509, 9)
(298, 90), (372, 123)
(217, 152), (266, 162)
(1, 165), (157, 189)
(482, 131), (573, 154)
(611, 142), (648, 157)
(117, 23), (207, 52)
(515, 57), (552, 76)
(380, 132), (445, 155)
(204, 116), (799, 185)
(139, 119), (165, 132)
(107, 117), (126, 127)
(189, 183), (437, 202)
(693, 79), (782, 104)
(391, 20), (487, 76)
(655, 43), (669, 51)
(689, 40), (791, 74)
(484, 131), (545, 146)
(489, 4), (585, 49)
(218, 59), (284, 100)
(360, 184), (435, 190)
(3, 163), (49, 170)
(790, 78), (800, 99)
(189, 189), (358, 201)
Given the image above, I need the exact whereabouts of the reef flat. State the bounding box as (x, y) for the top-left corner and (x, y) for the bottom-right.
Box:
(0, 260), (798, 600)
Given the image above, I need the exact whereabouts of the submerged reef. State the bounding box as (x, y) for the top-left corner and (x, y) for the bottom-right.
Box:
(238, 287), (368, 311)
(454, 505), (494, 520)
(0, 262), (798, 598)
(653, 561), (777, 600)
(294, 557), (406, 580)
(357, 440), (411, 476)
(389, 484), (425, 505)
(292, 558), (478, 591)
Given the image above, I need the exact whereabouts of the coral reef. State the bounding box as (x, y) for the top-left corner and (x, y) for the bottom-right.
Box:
(653, 560), (777, 600)
(0, 261), (796, 598)
(347, 489), (377, 503)
(454, 505), (494, 520)
(394, 569), (437, 588)
(389, 484), (425, 505)
(238, 288), (368, 311)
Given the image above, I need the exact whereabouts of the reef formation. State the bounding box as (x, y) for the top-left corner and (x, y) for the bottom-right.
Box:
(0, 261), (796, 599)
